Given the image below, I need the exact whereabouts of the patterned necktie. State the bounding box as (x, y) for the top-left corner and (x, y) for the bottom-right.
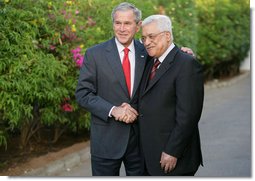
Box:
(149, 58), (161, 80)
(122, 47), (131, 96)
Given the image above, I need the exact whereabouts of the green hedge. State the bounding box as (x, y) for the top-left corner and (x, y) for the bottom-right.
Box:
(0, 0), (89, 149)
(196, 0), (250, 79)
(0, 0), (250, 149)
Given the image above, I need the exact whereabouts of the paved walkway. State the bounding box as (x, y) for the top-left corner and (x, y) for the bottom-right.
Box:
(196, 71), (251, 177)
(22, 71), (251, 177)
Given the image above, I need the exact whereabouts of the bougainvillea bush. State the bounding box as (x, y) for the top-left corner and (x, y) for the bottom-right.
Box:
(0, 0), (90, 149)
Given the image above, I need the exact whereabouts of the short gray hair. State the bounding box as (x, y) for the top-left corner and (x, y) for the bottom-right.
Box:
(111, 2), (142, 24)
(142, 15), (174, 40)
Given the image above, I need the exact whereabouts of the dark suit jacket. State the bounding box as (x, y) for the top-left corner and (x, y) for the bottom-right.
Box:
(138, 45), (204, 175)
(75, 38), (147, 159)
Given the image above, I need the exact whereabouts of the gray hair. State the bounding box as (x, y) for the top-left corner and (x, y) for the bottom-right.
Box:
(111, 2), (142, 24)
(142, 15), (174, 40)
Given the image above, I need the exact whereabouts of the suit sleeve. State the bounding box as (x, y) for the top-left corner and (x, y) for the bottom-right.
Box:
(75, 49), (114, 122)
(164, 56), (204, 158)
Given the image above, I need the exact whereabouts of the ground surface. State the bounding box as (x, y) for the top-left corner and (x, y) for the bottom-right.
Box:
(0, 131), (89, 176)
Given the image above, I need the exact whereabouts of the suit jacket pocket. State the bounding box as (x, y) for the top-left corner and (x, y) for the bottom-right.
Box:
(92, 116), (111, 126)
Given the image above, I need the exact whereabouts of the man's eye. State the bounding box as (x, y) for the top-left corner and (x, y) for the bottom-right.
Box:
(148, 35), (153, 39)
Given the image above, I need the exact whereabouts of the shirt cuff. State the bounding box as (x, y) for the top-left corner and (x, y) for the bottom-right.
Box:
(108, 106), (115, 117)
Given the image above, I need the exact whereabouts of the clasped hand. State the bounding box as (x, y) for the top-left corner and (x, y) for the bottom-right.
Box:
(111, 103), (138, 123)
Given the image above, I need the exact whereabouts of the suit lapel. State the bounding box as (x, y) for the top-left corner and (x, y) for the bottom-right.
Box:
(141, 58), (154, 94)
(105, 38), (129, 97)
(143, 46), (179, 96)
(104, 39), (147, 99)
(132, 40), (147, 98)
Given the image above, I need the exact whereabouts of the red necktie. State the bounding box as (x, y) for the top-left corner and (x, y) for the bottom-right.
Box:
(149, 58), (161, 80)
(122, 47), (131, 96)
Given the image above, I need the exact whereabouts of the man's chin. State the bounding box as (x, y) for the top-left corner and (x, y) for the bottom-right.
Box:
(147, 51), (154, 57)
(116, 36), (129, 43)
(119, 39), (128, 44)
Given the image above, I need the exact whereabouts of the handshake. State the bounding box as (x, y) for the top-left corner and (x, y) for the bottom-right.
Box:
(111, 103), (138, 123)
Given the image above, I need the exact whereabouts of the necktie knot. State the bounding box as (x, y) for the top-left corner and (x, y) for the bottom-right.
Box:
(149, 58), (161, 80)
(124, 47), (129, 55)
(154, 58), (161, 68)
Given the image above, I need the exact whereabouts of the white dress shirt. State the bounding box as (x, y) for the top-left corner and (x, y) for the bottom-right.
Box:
(156, 43), (175, 66)
(108, 38), (136, 117)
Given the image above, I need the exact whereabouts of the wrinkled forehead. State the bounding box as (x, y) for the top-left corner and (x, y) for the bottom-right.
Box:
(142, 21), (160, 35)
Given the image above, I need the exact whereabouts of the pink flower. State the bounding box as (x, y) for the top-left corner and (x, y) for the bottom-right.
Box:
(62, 103), (73, 112)
(76, 57), (84, 68)
(50, 45), (56, 50)
(71, 47), (81, 54)
(61, 97), (73, 112)
(73, 53), (82, 60)
(71, 47), (84, 68)
(75, 10), (79, 15)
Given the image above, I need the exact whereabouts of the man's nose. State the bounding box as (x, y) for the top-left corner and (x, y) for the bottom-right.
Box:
(120, 24), (125, 31)
(143, 38), (150, 46)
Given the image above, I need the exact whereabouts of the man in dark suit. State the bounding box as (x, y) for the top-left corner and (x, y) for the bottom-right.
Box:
(75, 2), (146, 176)
(139, 15), (204, 176)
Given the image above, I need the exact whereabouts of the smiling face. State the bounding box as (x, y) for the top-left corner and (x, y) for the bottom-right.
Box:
(142, 21), (171, 58)
(113, 10), (141, 47)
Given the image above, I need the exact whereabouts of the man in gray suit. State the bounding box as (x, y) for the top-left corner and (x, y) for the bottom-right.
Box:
(75, 2), (146, 176)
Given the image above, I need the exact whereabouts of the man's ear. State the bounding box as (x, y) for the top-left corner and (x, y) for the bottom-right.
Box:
(136, 21), (142, 32)
(165, 31), (172, 42)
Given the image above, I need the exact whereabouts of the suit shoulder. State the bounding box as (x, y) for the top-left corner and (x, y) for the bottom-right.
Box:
(176, 48), (195, 61)
(134, 39), (148, 60)
(134, 39), (143, 47)
(176, 48), (202, 66)
(86, 39), (110, 53)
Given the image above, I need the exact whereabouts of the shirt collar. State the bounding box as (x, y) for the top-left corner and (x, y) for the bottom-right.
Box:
(157, 43), (175, 63)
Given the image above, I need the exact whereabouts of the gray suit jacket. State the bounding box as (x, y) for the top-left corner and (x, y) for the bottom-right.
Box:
(75, 38), (147, 159)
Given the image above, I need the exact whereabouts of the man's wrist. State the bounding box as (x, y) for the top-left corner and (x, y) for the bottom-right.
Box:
(108, 106), (115, 117)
